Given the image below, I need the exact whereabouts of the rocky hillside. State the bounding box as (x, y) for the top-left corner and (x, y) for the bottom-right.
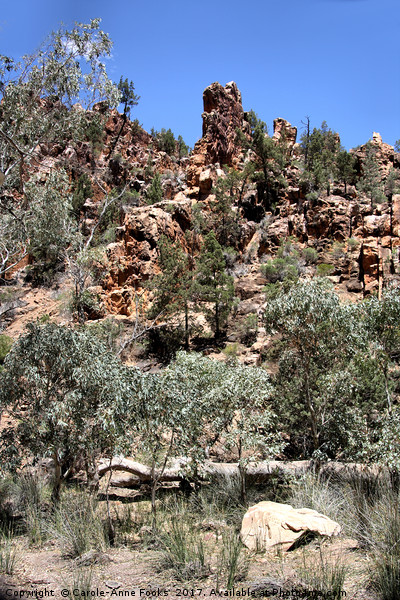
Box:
(2, 80), (400, 356)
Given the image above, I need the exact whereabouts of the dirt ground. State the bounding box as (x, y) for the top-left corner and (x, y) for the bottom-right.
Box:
(0, 527), (376, 600)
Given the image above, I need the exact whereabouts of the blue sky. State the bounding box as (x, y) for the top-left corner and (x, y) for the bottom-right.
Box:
(1, 0), (399, 150)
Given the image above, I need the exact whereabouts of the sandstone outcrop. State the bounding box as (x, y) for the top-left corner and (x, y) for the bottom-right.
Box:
(186, 81), (249, 193)
(241, 501), (341, 552)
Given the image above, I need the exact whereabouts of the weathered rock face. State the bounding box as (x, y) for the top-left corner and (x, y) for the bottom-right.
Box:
(186, 81), (249, 192)
(241, 501), (341, 552)
(103, 200), (193, 314)
(273, 118), (297, 147)
(353, 132), (400, 178)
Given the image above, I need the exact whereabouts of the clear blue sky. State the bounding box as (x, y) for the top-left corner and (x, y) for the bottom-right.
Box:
(1, 0), (399, 150)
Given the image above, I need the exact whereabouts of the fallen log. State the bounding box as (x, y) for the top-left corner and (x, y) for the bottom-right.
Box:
(97, 457), (312, 488)
(98, 457), (387, 489)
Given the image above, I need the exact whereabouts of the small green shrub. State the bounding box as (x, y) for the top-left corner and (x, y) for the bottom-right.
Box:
(0, 334), (12, 364)
(302, 247), (319, 265)
(223, 342), (240, 359)
(316, 263), (334, 277)
(146, 172), (163, 204)
(72, 173), (93, 217)
(239, 314), (258, 346)
(331, 241), (345, 259)
(261, 257), (299, 283)
(347, 238), (360, 251)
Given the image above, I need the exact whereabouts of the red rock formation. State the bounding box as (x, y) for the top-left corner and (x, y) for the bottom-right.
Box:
(186, 81), (249, 193)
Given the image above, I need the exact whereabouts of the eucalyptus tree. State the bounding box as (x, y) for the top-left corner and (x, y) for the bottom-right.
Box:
(0, 18), (121, 278)
(134, 351), (281, 525)
(0, 322), (132, 501)
(263, 278), (367, 458)
(361, 287), (400, 414)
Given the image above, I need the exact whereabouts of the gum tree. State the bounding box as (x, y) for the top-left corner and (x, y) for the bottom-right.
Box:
(0, 18), (121, 278)
(263, 278), (366, 458)
(0, 323), (132, 500)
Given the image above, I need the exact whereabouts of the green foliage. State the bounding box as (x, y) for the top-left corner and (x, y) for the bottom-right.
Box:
(0, 533), (19, 575)
(263, 278), (367, 457)
(300, 546), (347, 599)
(0, 19), (120, 192)
(335, 149), (357, 193)
(26, 169), (74, 278)
(83, 113), (105, 153)
(72, 173), (93, 216)
(239, 313), (258, 346)
(51, 490), (109, 557)
(148, 235), (194, 350)
(194, 232), (235, 338)
(316, 263), (334, 277)
(357, 142), (386, 205)
(117, 76), (139, 117)
(135, 351), (280, 525)
(153, 128), (176, 156)
(300, 120), (340, 194)
(159, 519), (208, 580)
(385, 166), (400, 200)
(210, 176), (241, 247)
(241, 111), (285, 211)
(261, 240), (302, 283)
(261, 256), (300, 284)
(177, 135), (190, 158)
(302, 246), (319, 265)
(146, 172), (163, 204)
(347, 237), (360, 251)
(0, 334), (12, 365)
(0, 322), (132, 499)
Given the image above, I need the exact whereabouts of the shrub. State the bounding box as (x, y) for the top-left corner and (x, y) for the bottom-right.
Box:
(72, 173), (93, 217)
(239, 314), (258, 346)
(261, 257), (299, 283)
(316, 263), (334, 277)
(303, 247), (319, 265)
(0, 334), (12, 365)
(146, 172), (163, 204)
(347, 237), (360, 251)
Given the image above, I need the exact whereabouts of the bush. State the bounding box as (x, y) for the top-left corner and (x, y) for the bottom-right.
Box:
(146, 172), (163, 204)
(261, 256), (299, 283)
(72, 173), (93, 217)
(316, 263), (334, 277)
(347, 238), (360, 251)
(0, 334), (12, 365)
(302, 247), (319, 265)
(239, 314), (258, 346)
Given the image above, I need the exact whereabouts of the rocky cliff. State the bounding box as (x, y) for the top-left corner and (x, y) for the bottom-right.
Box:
(2, 81), (400, 348)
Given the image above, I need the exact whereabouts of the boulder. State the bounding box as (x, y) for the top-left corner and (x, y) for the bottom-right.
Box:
(240, 501), (341, 552)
